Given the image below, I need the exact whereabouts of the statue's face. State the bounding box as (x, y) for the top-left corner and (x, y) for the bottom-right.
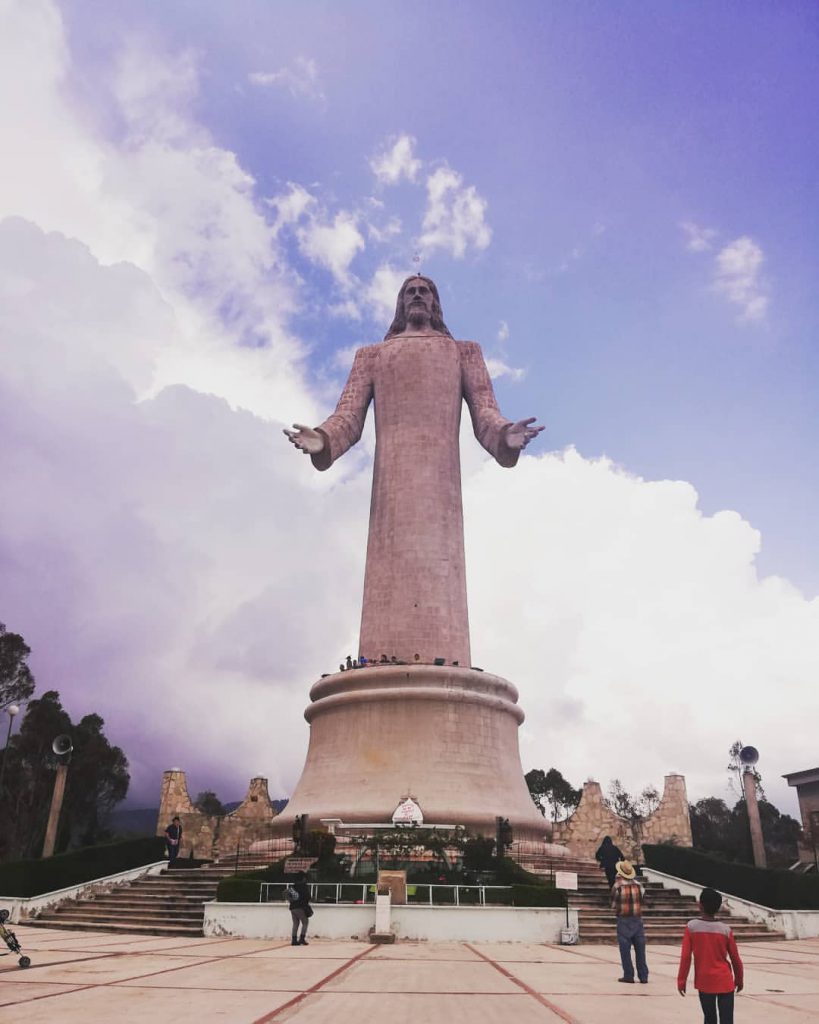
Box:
(402, 278), (434, 323)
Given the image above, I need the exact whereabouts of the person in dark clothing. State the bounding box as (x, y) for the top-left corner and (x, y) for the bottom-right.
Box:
(287, 871), (312, 946)
(164, 816), (183, 866)
(595, 835), (624, 888)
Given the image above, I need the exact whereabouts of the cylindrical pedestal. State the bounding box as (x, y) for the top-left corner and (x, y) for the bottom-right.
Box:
(275, 665), (548, 840)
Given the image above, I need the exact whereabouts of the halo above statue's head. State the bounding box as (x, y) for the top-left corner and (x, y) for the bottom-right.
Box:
(384, 275), (453, 339)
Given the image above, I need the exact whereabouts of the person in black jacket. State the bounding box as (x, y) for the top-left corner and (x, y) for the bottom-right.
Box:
(595, 835), (624, 888)
(287, 871), (312, 946)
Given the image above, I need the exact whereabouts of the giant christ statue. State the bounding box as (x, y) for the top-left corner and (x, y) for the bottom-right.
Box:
(280, 276), (547, 837)
(285, 276), (543, 668)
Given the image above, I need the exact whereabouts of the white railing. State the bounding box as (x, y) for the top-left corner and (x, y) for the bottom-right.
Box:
(259, 882), (514, 906)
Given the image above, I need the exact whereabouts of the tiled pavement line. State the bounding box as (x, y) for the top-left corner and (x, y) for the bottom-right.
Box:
(0, 949), (123, 977)
(464, 944), (582, 1024)
(0, 950), (228, 1010)
(249, 945), (377, 1023)
(747, 993), (819, 1015)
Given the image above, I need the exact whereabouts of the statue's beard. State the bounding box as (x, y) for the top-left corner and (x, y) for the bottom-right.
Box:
(407, 305), (431, 326)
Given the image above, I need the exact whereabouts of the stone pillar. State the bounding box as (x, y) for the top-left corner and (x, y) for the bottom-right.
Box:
(743, 770), (767, 869)
(42, 764), (69, 858)
(156, 768), (195, 837)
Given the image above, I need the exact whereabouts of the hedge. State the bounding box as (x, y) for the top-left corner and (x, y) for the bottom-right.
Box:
(216, 860), (289, 903)
(643, 844), (819, 910)
(217, 877), (265, 902)
(0, 836), (166, 898)
(511, 884), (565, 908)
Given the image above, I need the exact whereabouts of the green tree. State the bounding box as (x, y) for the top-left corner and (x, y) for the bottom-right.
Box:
(0, 691), (130, 860)
(194, 790), (226, 816)
(0, 622), (36, 710)
(690, 795), (801, 868)
(525, 767), (581, 822)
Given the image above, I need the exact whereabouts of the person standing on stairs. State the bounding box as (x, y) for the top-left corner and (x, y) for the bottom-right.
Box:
(611, 859), (649, 984)
(164, 816), (183, 867)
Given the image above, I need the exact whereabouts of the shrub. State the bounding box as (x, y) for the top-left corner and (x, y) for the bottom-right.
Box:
(216, 859), (290, 902)
(643, 844), (819, 910)
(216, 877), (266, 902)
(511, 884), (565, 907)
(0, 836), (166, 897)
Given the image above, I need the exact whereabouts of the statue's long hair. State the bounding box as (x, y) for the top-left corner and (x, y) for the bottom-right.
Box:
(383, 275), (453, 339)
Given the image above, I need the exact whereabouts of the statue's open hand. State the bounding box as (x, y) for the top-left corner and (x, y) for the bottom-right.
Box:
(283, 423), (325, 455)
(504, 417), (544, 451)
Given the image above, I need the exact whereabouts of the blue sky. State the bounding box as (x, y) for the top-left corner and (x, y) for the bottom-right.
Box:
(59, 0), (819, 588)
(1, 1), (817, 815)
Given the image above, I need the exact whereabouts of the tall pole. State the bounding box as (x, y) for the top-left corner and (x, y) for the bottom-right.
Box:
(742, 768), (767, 869)
(0, 704), (20, 795)
(42, 763), (69, 858)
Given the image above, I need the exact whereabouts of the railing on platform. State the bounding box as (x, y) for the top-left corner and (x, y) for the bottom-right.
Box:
(259, 882), (514, 906)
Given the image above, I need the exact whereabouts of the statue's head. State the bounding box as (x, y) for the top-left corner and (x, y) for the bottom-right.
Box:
(384, 275), (453, 339)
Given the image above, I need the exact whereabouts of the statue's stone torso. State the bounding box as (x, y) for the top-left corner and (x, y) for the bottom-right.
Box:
(363, 334), (469, 665)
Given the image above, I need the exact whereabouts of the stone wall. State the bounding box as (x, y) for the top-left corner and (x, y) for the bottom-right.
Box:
(156, 769), (280, 860)
(552, 774), (693, 862)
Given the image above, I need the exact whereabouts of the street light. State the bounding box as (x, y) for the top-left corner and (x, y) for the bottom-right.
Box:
(740, 745), (767, 869)
(0, 704), (21, 794)
(42, 735), (73, 858)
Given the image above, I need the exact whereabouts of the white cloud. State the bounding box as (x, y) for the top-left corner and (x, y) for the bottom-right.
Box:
(464, 449), (819, 811)
(0, 7), (311, 422)
(364, 263), (407, 323)
(248, 56), (324, 101)
(267, 183), (316, 229)
(497, 320), (510, 344)
(297, 210), (365, 286)
(681, 221), (718, 252)
(713, 236), (769, 321)
(367, 215), (402, 243)
(0, 218), (368, 804)
(418, 166), (492, 258)
(484, 357), (525, 382)
(370, 134), (422, 185)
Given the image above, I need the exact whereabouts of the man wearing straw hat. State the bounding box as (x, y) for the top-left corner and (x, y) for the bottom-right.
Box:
(611, 859), (649, 984)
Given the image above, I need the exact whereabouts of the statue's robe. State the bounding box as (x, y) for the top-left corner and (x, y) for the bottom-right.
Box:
(313, 332), (518, 666)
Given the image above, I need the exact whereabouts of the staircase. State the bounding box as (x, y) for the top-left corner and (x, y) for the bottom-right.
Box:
(26, 863), (240, 937)
(518, 854), (785, 943)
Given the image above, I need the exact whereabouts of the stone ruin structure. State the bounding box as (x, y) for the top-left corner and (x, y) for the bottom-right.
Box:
(551, 775), (693, 861)
(156, 769), (278, 860)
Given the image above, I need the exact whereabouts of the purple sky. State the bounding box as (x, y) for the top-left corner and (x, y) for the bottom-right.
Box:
(1, 1), (817, 816)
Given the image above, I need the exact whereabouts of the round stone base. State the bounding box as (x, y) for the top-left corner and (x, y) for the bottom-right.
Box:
(274, 665), (549, 841)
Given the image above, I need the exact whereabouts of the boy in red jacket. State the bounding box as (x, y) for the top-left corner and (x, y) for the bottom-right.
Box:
(678, 887), (744, 1024)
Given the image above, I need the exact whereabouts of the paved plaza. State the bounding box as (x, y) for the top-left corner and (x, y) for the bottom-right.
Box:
(2, 925), (818, 1022)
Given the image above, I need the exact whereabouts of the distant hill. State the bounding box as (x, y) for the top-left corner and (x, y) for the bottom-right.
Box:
(109, 798), (289, 836)
(108, 807), (159, 836)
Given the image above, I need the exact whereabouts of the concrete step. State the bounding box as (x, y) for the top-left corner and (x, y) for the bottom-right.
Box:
(26, 916), (203, 937)
(50, 906), (204, 922)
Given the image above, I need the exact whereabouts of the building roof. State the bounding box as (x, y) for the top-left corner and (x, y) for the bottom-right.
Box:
(783, 767), (819, 786)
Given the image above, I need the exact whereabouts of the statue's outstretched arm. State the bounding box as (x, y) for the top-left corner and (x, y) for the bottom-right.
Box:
(284, 347), (373, 471)
(461, 342), (543, 467)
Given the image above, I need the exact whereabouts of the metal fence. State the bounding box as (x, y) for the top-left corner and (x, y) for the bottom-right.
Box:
(259, 882), (514, 906)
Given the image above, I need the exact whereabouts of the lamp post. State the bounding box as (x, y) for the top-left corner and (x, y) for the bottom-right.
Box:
(42, 735), (73, 859)
(0, 704), (20, 794)
(740, 745), (767, 869)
